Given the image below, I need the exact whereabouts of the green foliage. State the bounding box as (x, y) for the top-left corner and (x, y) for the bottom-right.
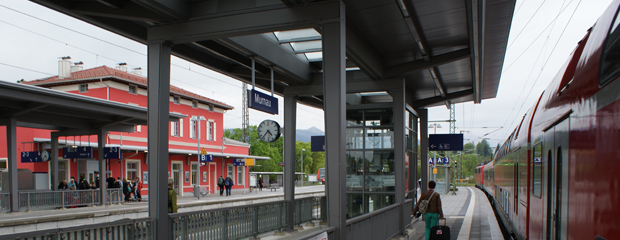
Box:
(224, 126), (325, 179)
(475, 139), (493, 161)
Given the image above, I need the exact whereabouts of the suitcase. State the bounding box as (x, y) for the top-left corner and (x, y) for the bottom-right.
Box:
(429, 218), (450, 240)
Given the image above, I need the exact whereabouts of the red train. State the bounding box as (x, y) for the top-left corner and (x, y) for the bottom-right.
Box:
(475, 1), (620, 239)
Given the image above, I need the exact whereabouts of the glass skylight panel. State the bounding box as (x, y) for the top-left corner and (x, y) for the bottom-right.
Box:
(304, 52), (323, 62)
(290, 40), (322, 53)
(274, 28), (321, 43)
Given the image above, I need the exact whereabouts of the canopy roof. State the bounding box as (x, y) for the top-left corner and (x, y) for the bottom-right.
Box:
(31, 0), (515, 109)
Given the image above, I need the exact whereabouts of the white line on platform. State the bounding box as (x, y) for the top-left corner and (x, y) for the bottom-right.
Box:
(457, 187), (476, 240)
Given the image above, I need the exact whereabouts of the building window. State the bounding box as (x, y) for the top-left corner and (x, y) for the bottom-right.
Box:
(191, 163), (199, 185)
(227, 165), (234, 181)
(126, 161), (140, 181)
(209, 104), (214, 112)
(237, 166), (244, 186)
(0, 159), (6, 192)
(190, 117), (197, 139)
(171, 121), (179, 137)
(192, 101), (198, 108)
(532, 143), (542, 198)
(79, 84), (88, 93)
(173, 96), (180, 104)
(207, 121), (215, 141)
(129, 85), (137, 94)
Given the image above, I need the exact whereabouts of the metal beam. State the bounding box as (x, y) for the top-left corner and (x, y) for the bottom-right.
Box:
(322, 2), (346, 238)
(147, 1), (342, 44)
(384, 48), (470, 78)
(345, 19), (385, 80)
(283, 94), (297, 232)
(147, 40), (172, 240)
(418, 108), (428, 193)
(430, 67), (447, 97)
(284, 78), (404, 96)
(2, 118), (18, 212)
(400, 0), (431, 60)
(0, 103), (48, 118)
(72, 2), (172, 22)
(92, 117), (135, 129)
(132, 0), (190, 20)
(392, 87), (406, 233)
(411, 89), (474, 108)
(98, 130), (107, 206)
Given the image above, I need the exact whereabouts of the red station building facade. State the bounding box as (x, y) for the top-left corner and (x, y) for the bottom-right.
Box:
(0, 59), (263, 196)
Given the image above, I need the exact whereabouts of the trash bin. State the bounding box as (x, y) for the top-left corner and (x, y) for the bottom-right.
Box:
(193, 185), (201, 199)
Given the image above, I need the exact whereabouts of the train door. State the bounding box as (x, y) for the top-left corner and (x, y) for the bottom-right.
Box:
(543, 119), (569, 240)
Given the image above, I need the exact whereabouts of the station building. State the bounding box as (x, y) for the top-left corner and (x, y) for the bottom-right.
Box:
(0, 59), (265, 196)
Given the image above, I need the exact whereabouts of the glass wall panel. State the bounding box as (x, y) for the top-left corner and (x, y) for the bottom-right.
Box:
(347, 193), (364, 219)
(364, 150), (395, 192)
(346, 128), (364, 149)
(347, 110), (363, 127)
(365, 128), (394, 149)
(364, 109), (393, 126)
(346, 151), (364, 191)
(365, 193), (395, 213)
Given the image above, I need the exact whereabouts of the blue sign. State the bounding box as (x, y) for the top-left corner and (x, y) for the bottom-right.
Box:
(233, 159), (245, 166)
(444, 157), (450, 164)
(21, 151), (43, 163)
(428, 158), (434, 165)
(311, 136), (325, 152)
(63, 146), (93, 158)
(429, 134), (464, 151)
(436, 158), (444, 164)
(248, 89), (278, 115)
(278, 162), (284, 166)
(534, 157), (542, 164)
(200, 154), (213, 162)
(104, 147), (121, 159)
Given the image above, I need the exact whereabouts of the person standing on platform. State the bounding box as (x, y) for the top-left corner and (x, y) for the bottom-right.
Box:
(218, 176), (225, 196)
(258, 177), (263, 191)
(94, 171), (100, 189)
(413, 180), (444, 240)
(135, 177), (142, 202)
(67, 178), (76, 190)
(168, 178), (177, 213)
(58, 180), (68, 190)
(122, 178), (130, 202)
(224, 176), (234, 196)
(107, 173), (115, 189)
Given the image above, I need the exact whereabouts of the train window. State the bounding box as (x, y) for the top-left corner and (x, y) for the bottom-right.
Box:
(532, 143), (543, 198)
(600, 7), (620, 86)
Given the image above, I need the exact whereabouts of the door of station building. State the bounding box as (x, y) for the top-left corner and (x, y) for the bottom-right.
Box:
(172, 162), (182, 196)
(543, 118), (569, 240)
(210, 163), (217, 194)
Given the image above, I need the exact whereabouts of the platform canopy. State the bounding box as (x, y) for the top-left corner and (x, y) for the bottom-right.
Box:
(30, 0), (515, 109)
(0, 80), (185, 132)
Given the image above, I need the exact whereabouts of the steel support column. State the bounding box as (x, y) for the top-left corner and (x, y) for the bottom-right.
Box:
(98, 130), (107, 206)
(418, 108), (429, 193)
(50, 133), (59, 191)
(147, 40), (172, 240)
(411, 115), (419, 201)
(322, 2), (346, 239)
(5, 118), (18, 212)
(283, 94), (297, 231)
(393, 87), (406, 232)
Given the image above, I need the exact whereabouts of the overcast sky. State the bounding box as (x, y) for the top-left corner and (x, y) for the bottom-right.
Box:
(0, 0), (614, 147)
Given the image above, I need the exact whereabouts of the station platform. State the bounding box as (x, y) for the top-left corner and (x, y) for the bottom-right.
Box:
(250, 187), (503, 240)
(0, 185), (325, 235)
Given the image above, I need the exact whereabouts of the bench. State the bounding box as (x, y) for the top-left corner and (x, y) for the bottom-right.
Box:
(269, 184), (280, 191)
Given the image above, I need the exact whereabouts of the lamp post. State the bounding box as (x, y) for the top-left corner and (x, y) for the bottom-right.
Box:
(428, 123), (442, 182)
(300, 148), (305, 187)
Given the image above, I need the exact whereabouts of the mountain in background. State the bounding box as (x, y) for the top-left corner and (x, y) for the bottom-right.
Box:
(296, 127), (324, 142)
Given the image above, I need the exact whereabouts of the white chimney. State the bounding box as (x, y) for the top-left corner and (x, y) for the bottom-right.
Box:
(58, 56), (71, 79)
(71, 61), (84, 73)
(116, 62), (128, 72)
(131, 67), (142, 76)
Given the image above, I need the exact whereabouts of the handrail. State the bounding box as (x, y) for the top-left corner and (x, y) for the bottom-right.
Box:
(2, 217), (153, 240)
(345, 202), (401, 225)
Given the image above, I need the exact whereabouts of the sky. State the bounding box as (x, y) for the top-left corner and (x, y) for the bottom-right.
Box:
(0, 0), (615, 147)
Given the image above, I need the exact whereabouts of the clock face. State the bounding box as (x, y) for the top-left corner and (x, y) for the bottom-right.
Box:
(257, 120), (281, 142)
(41, 150), (50, 161)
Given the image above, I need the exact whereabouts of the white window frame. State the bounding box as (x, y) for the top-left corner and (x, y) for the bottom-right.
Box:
(227, 165), (234, 182)
(207, 120), (215, 141)
(190, 117), (197, 139)
(171, 121), (179, 137)
(237, 166), (244, 186)
(125, 159), (141, 181)
(128, 85), (137, 94)
(173, 96), (180, 104)
(191, 163), (199, 185)
(79, 83), (88, 93)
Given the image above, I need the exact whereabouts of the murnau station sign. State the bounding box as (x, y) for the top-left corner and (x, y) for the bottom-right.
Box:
(248, 89), (278, 115)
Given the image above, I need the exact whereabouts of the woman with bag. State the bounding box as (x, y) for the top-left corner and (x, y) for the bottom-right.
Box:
(413, 181), (444, 240)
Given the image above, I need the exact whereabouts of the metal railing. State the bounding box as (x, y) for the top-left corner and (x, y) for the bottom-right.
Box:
(2, 218), (154, 240)
(345, 203), (402, 240)
(171, 196), (326, 240)
(18, 189), (123, 211)
(0, 192), (8, 211)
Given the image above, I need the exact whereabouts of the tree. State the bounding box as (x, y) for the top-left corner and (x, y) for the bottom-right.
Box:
(475, 139), (493, 161)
